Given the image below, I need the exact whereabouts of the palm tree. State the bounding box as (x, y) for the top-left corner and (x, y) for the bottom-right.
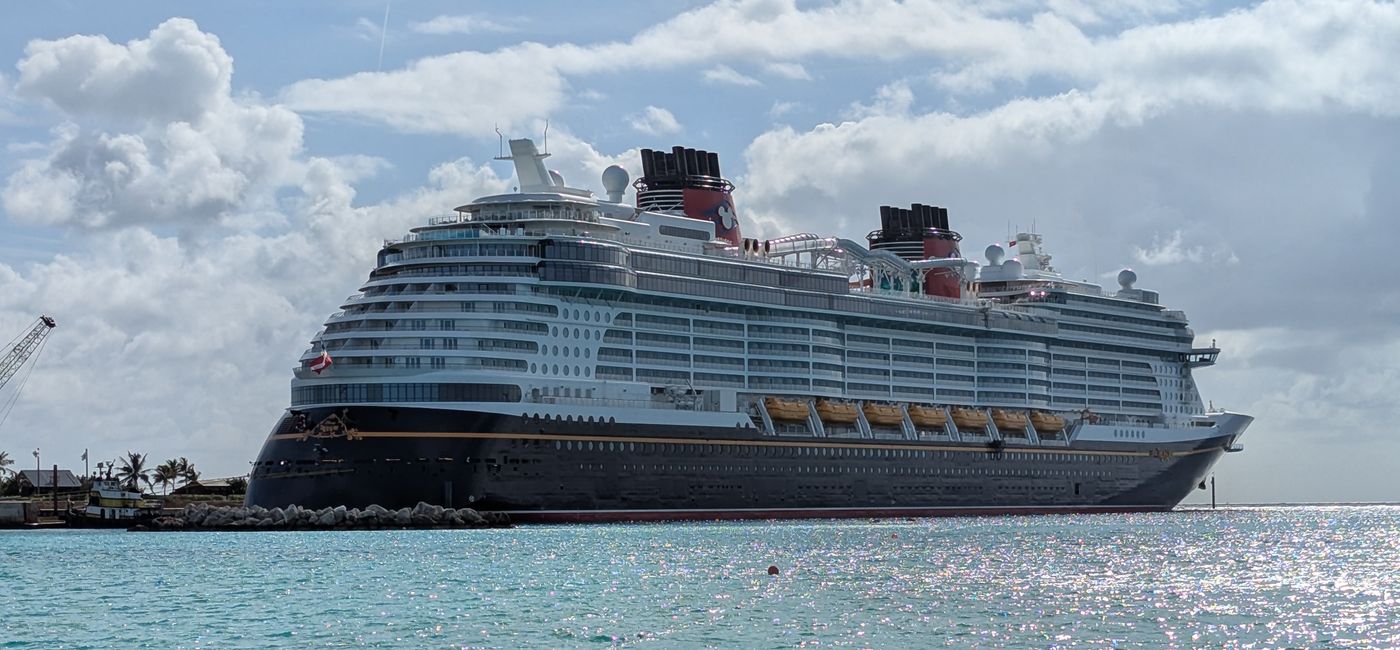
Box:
(152, 459), (180, 495)
(0, 450), (13, 478)
(176, 457), (199, 486)
(116, 452), (151, 493)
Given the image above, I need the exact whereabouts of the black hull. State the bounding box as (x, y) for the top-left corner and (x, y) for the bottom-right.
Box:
(247, 406), (1231, 522)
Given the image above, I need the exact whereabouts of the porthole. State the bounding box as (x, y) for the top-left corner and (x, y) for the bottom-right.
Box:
(584, 349), (591, 359)
(552, 345), (559, 355)
(552, 365), (559, 374)
(563, 328), (570, 339)
(573, 328), (580, 338)
(563, 348), (570, 358)
(584, 312), (591, 322)
(530, 363), (537, 373)
(552, 327), (559, 336)
(584, 368), (591, 377)
(573, 309), (580, 319)
(563, 366), (571, 376)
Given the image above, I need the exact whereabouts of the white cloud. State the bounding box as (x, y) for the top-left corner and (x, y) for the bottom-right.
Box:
(628, 105), (682, 135)
(845, 80), (915, 119)
(764, 61), (811, 80)
(281, 0), (1400, 139)
(410, 14), (512, 35)
(3, 19), (304, 229)
(282, 44), (569, 137)
(701, 64), (760, 87)
(769, 100), (799, 118)
(1132, 230), (1238, 267)
(15, 18), (232, 124)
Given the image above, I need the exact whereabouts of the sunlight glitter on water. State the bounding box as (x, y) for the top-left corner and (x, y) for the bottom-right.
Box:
(1, 506), (1397, 648)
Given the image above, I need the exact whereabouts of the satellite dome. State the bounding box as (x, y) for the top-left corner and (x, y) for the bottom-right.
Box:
(1118, 268), (1137, 289)
(1002, 258), (1023, 278)
(984, 243), (1005, 265)
(548, 169), (566, 187)
(601, 165), (629, 202)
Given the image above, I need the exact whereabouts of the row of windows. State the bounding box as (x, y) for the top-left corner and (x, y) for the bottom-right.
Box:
(541, 240), (630, 266)
(386, 243), (537, 263)
(291, 382), (521, 406)
(539, 261), (637, 287)
(633, 253), (848, 293)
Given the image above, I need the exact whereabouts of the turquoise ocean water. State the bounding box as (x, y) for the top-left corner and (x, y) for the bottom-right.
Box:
(2, 506), (1397, 648)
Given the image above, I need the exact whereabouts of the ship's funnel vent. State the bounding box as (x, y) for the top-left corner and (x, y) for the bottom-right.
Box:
(867, 202), (964, 299)
(635, 146), (739, 245)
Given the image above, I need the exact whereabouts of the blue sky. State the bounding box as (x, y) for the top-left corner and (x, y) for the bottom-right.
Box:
(1, 0), (1398, 502)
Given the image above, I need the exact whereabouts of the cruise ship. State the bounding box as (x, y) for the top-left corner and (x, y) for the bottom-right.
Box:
(246, 139), (1252, 521)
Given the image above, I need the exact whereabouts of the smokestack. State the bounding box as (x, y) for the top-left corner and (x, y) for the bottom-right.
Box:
(672, 146), (688, 176)
(640, 149), (655, 178)
(938, 207), (949, 230)
(707, 152), (721, 178)
(695, 150), (710, 176)
(685, 148), (700, 178)
(879, 205), (892, 230)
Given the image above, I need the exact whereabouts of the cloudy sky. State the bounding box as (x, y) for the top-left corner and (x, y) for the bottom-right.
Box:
(0, 0), (1396, 502)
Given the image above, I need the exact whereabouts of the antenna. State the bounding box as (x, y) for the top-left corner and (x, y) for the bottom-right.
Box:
(495, 125), (504, 159)
(542, 119), (550, 155)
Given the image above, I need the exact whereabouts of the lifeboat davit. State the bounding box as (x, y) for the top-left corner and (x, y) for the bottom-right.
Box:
(815, 399), (859, 424)
(991, 409), (1029, 430)
(764, 397), (808, 422)
(862, 402), (903, 426)
(1030, 410), (1066, 431)
(907, 405), (948, 428)
(951, 407), (989, 429)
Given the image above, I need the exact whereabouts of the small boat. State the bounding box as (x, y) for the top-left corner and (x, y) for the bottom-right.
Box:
(65, 478), (162, 528)
(764, 396), (809, 422)
(862, 402), (904, 426)
(1030, 410), (1066, 431)
(815, 399), (859, 424)
(907, 405), (948, 428)
(991, 409), (1029, 431)
(951, 407), (989, 429)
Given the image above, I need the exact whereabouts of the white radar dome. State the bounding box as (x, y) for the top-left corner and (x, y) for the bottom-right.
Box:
(601, 165), (630, 202)
(984, 243), (1005, 265)
(1002, 258), (1023, 277)
(1118, 268), (1137, 289)
(548, 169), (566, 186)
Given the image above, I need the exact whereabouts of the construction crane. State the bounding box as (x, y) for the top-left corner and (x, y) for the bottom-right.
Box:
(0, 315), (56, 392)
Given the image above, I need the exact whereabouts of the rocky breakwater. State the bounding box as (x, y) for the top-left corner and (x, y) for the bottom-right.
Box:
(134, 502), (512, 531)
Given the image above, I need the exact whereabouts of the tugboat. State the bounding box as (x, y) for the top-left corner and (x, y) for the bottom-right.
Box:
(65, 478), (161, 528)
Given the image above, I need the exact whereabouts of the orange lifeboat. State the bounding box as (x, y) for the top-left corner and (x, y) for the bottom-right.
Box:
(764, 397), (808, 422)
(951, 407), (989, 429)
(907, 405), (948, 429)
(815, 399), (859, 424)
(1030, 410), (1066, 431)
(991, 409), (1029, 430)
(862, 402), (903, 426)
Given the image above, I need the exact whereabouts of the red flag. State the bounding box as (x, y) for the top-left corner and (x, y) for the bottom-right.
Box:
(310, 350), (333, 374)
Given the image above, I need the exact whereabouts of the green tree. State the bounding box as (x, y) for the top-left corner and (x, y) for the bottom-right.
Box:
(227, 476), (248, 494)
(176, 457), (199, 486)
(152, 459), (180, 495)
(116, 452), (151, 493)
(0, 450), (13, 478)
